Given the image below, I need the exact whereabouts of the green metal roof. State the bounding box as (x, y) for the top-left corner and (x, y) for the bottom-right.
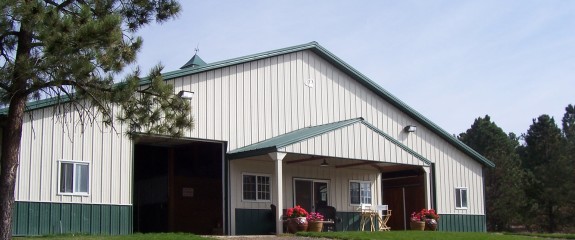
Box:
(180, 54), (207, 69)
(228, 118), (364, 158)
(227, 117), (432, 166)
(0, 95), (71, 115)
(0, 41), (494, 167)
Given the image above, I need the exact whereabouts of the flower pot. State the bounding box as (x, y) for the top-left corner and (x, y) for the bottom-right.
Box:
(410, 221), (425, 231)
(287, 217), (308, 233)
(425, 219), (438, 231)
(307, 221), (323, 232)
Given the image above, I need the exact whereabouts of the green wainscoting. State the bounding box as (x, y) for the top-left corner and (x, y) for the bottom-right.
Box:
(235, 209), (275, 235)
(233, 210), (485, 233)
(12, 201), (132, 236)
(234, 209), (366, 234)
(438, 214), (486, 232)
(336, 212), (362, 231)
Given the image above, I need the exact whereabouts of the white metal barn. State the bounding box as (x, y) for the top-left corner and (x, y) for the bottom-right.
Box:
(4, 42), (494, 236)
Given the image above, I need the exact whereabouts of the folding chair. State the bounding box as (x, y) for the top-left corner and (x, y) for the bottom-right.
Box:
(376, 205), (391, 231)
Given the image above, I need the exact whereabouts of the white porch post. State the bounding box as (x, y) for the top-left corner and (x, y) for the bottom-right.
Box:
(423, 166), (432, 209)
(269, 152), (287, 234)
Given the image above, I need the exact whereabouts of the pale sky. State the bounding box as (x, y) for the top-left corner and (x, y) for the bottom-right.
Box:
(131, 0), (575, 137)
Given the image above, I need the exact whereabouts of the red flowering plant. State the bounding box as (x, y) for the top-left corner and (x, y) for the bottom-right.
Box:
(286, 205), (308, 218)
(306, 212), (324, 222)
(410, 209), (439, 222)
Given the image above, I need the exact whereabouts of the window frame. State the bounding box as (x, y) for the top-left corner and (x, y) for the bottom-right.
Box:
(349, 180), (372, 206)
(57, 160), (90, 196)
(241, 173), (272, 202)
(455, 187), (468, 209)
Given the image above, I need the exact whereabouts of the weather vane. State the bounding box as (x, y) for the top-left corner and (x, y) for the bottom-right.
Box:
(194, 44), (199, 55)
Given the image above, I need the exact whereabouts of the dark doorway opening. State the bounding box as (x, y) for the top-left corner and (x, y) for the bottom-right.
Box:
(294, 179), (329, 213)
(133, 139), (224, 235)
(382, 166), (426, 231)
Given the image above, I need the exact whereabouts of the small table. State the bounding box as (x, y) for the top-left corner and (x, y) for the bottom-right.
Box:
(359, 209), (377, 231)
(359, 205), (391, 232)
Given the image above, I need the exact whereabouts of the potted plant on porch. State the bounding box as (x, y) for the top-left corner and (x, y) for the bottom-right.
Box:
(410, 211), (426, 230)
(306, 212), (325, 232)
(422, 209), (440, 231)
(410, 209), (440, 231)
(286, 205), (309, 233)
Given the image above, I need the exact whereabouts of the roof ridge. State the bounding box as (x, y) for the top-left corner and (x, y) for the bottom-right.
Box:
(0, 41), (493, 167)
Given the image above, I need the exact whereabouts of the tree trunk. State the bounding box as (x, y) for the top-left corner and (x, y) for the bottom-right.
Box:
(0, 16), (33, 240)
(0, 95), (27, 240)
(547, 204), (555, 233)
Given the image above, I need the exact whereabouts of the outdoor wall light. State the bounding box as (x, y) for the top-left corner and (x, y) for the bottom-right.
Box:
(320, 159), (329, 167)
(177, 90), (195, 100)
(404, 125), (417, 133)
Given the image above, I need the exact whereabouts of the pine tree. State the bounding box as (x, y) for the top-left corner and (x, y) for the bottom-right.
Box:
(522, 115), (569, 232)
(561, 104), (575, 229)
(0, 1), (190, 239)
(459, 115), (524, 231)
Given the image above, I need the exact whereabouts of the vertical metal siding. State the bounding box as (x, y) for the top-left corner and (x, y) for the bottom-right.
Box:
(10, 201), (134, 236)
(16, 105), (132, 205)
(14, 48), (486, 232)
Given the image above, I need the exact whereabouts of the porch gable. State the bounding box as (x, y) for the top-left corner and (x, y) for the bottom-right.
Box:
(227, 117), (431, 166)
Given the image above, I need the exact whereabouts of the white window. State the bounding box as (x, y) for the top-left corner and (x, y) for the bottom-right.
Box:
(242, 173), (271, 201)
(58, 160), (90, 195)
(350, 181), (372, 205)
(455, 187), (468, 209)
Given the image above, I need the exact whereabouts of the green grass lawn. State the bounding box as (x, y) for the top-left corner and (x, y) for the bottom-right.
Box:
(14, 233), (212, 240)
(14, 231), (575, 240)
(297, 231), (575, 239)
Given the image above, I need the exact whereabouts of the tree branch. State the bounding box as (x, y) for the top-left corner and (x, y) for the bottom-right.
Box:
(0, 82), (10, 92)
(0, 31), (20, 39)
(43, 0), (76, 10)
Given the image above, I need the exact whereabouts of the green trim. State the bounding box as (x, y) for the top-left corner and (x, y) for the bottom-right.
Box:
(362, 121), (431, 165)
(0, 41), (493, 167)
(438, 214), (486, 232)
(0, 95), (71, 115)
(151, 42), (320, 84)
(141, 41), (493, 167)
(12, 201), (132, 236)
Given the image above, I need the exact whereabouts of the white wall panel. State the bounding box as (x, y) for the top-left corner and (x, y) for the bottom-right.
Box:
(230, 159), (380, 214)
(15, 104), (132, 205)
(14, 48), (486, 215)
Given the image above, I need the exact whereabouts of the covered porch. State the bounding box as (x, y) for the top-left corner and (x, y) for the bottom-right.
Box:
(227, 118), (434, 234)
